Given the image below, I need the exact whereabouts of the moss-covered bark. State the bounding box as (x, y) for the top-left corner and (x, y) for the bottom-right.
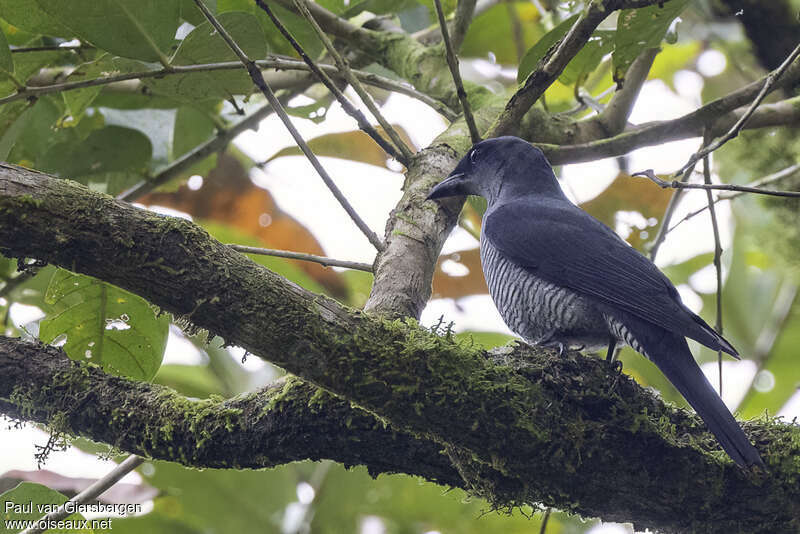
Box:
(2, 165), (800, 532)
(0, 337), (461, 483)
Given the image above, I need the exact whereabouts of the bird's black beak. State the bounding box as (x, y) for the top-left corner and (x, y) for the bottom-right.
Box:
(426, 172), (467, 201)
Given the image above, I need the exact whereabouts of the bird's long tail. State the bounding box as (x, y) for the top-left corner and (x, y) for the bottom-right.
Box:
(614, 312), (763, 467)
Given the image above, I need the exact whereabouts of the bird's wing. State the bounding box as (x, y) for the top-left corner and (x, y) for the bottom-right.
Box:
(483, 199), (736, 355)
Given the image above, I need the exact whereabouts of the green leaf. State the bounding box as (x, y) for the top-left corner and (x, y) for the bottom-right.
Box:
(34, 0), (181, 62)
(454, 330), (515, 349)
(517, 14), (578, 84)
(613, 0), (690, 82)
(132, 462), (296, 533)
(154, 363), (225, 398)
(0, 482), (89, 534)
(462, 2), (543, 65)
(144, 11), (266, 101)
(218, 0), (323, 58)
(61, 54), (122, 125)
(40, 125), (152, 177)
(0, 0), (73, 36)
(40, 269), (169, 381)
(312, 465), (565, 534)
(559, 30), (614, 86)
(0, 49), (63, 98)
(172, 106), (216, 159)
(0, 100), (30, 160)
(7, 97), (69, 165)
(180, 0), (217, 25)
(0, 26), (13, 72)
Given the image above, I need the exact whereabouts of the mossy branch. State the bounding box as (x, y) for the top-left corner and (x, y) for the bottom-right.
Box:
(1, 164), (800, 532)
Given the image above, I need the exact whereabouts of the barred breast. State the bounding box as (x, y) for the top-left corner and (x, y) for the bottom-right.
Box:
(480, 236), (614, 351)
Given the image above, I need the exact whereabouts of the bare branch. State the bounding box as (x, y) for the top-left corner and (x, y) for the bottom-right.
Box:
(673, 41), (800, 177)
(541, 93), (800, 165)
(490, 0), (665, 137)
(290, 0), (415, 162)
(434, 0), (482, 144)
(228, 244), (373, 272)
(600, 48), (659, 134)
(702, 132), (724, 395)
(20, 456), (144, 534)
(0, 57), (456, 120)
(192, 0), (384, 251)
(668, 163), (800, 232)
(632, 169), (800, 198)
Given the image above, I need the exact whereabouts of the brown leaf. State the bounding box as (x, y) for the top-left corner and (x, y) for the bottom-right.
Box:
(579, 172), (672, 250)
(432, 248), (488, 299)
(141, 153), (347, 297)
(265, 126), (415, 170)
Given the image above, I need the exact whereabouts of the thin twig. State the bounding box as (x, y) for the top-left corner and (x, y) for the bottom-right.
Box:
(229, 245), (374, 272)
(668, 163), (800, 233)
(291, 0), (415, 163)
(256, 1), (409, 165)
(433, 0), (482, 144)
(648, 163), (696, 261)
(673, 42), (800, 178)
(0, 57), (456, 119)
(632, 169), (800, 198)
(702, 131), (724, 395)
(192, 0), (384, 251)
(20, 455), (144, 534)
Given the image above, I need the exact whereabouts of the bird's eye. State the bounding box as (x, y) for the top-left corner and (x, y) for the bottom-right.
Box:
(469, 149), (480, 165)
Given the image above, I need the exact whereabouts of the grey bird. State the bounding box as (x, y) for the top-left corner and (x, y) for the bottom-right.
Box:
(427, 136), (762, 468)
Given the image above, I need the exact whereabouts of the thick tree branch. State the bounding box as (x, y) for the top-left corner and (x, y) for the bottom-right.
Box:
(1, 165), (800, 533)
(539, 93), (800, 165)
(0, 337), (460, 485)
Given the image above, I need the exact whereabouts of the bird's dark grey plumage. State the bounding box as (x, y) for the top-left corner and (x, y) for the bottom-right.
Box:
(427, 136), (762, 468)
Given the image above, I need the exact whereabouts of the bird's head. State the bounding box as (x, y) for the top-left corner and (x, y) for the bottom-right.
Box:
(426, 136), (566, 204)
